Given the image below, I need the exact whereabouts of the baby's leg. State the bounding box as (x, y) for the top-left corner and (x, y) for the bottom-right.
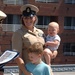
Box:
(52, 50), (58, 59)
(44, 48), (52, 66)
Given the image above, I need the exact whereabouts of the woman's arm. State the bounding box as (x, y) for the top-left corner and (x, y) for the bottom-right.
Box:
(12, 31), (32, 75)
(15, 57), (32, 75)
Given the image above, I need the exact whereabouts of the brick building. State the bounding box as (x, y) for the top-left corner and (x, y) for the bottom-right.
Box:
(0, 0), (75, 65)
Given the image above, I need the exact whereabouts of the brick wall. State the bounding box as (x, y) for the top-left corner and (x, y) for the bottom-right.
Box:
(0, 28), (75, 65)
(0, 72), (3, 75)
(0, 0), (75, 65)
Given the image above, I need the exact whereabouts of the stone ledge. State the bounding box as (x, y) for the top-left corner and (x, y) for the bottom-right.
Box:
(51, 64), (75, 72)
(4, 64), (75, 73)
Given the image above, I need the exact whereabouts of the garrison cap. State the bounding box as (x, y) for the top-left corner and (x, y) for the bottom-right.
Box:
(0, 10), (7, 20)
(20, 4), (39, 17)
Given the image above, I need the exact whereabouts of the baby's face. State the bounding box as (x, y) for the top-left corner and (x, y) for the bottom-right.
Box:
(48, 25), (59, 36)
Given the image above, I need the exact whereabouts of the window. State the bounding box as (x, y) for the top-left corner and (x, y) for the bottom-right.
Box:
(38, 16), (43, 25)
(44, 16), (50, 25)
(64, 17), (75, 30)
(6, 14), (21, 24)
(35, 0), (58, 3)
(65, 0), (75, 4)
(63, 43), (75, 56)
(38, 16), (50, 25)
(2, 14), (21, 32)
(36, 16), (58, 28)
(3, 0), (23, 5)
(37, 16), (50, 25)
(36, 16), (50, 28)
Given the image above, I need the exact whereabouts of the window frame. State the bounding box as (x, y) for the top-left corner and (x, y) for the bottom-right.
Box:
(64, 17), (75, 30)
(63, 43), (75, 56)
(35, 0), (59, 3)
(65, 0), (75, 4)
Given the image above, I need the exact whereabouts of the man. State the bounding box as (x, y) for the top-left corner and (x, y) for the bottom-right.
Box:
(0, 10), (7, 75)
(0, 10), (7, 20)
(0, 10), (7, 34)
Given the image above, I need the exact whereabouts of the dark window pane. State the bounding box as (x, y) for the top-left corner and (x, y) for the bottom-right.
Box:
(63, 43), (75, 56)
(6, 14), (21, 24)
(64, 17), (71, 26)
(44, 16), (50, 25)
(38, 16), (43, 25)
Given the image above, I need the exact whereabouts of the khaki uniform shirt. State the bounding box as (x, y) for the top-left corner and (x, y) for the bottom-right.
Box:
(12, 26), (45, 64)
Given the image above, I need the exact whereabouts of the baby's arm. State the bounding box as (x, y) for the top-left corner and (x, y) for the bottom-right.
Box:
(45, 40), (59, 47)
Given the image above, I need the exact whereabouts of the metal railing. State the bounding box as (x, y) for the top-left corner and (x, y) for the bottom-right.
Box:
(0, 24), (48, 32)
(64, 26), (75, 30)
(64, 52), (75, 56)
(0, 24), (22, 32)
(35, 0), (58, 3)
(65, 0), (75, 4)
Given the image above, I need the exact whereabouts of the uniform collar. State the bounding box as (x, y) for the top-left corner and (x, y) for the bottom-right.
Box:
(21, 25), (38, 33)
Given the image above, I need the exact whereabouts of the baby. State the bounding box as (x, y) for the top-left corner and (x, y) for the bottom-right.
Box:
(44, 22), (61, 66)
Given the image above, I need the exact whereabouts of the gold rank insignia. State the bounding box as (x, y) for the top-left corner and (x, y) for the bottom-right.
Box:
(38, 33), (43, 37)
(26, 7), (30, 13)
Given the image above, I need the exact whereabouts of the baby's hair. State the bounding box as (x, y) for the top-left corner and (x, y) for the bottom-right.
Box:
(28, 42), (44, 54)
(48, 22), (59, 32)
(48, 22), (59, 29)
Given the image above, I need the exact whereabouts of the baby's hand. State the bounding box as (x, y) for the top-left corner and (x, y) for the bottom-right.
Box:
(45, 41), (50, 46)
(45, 43), (48, 46)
